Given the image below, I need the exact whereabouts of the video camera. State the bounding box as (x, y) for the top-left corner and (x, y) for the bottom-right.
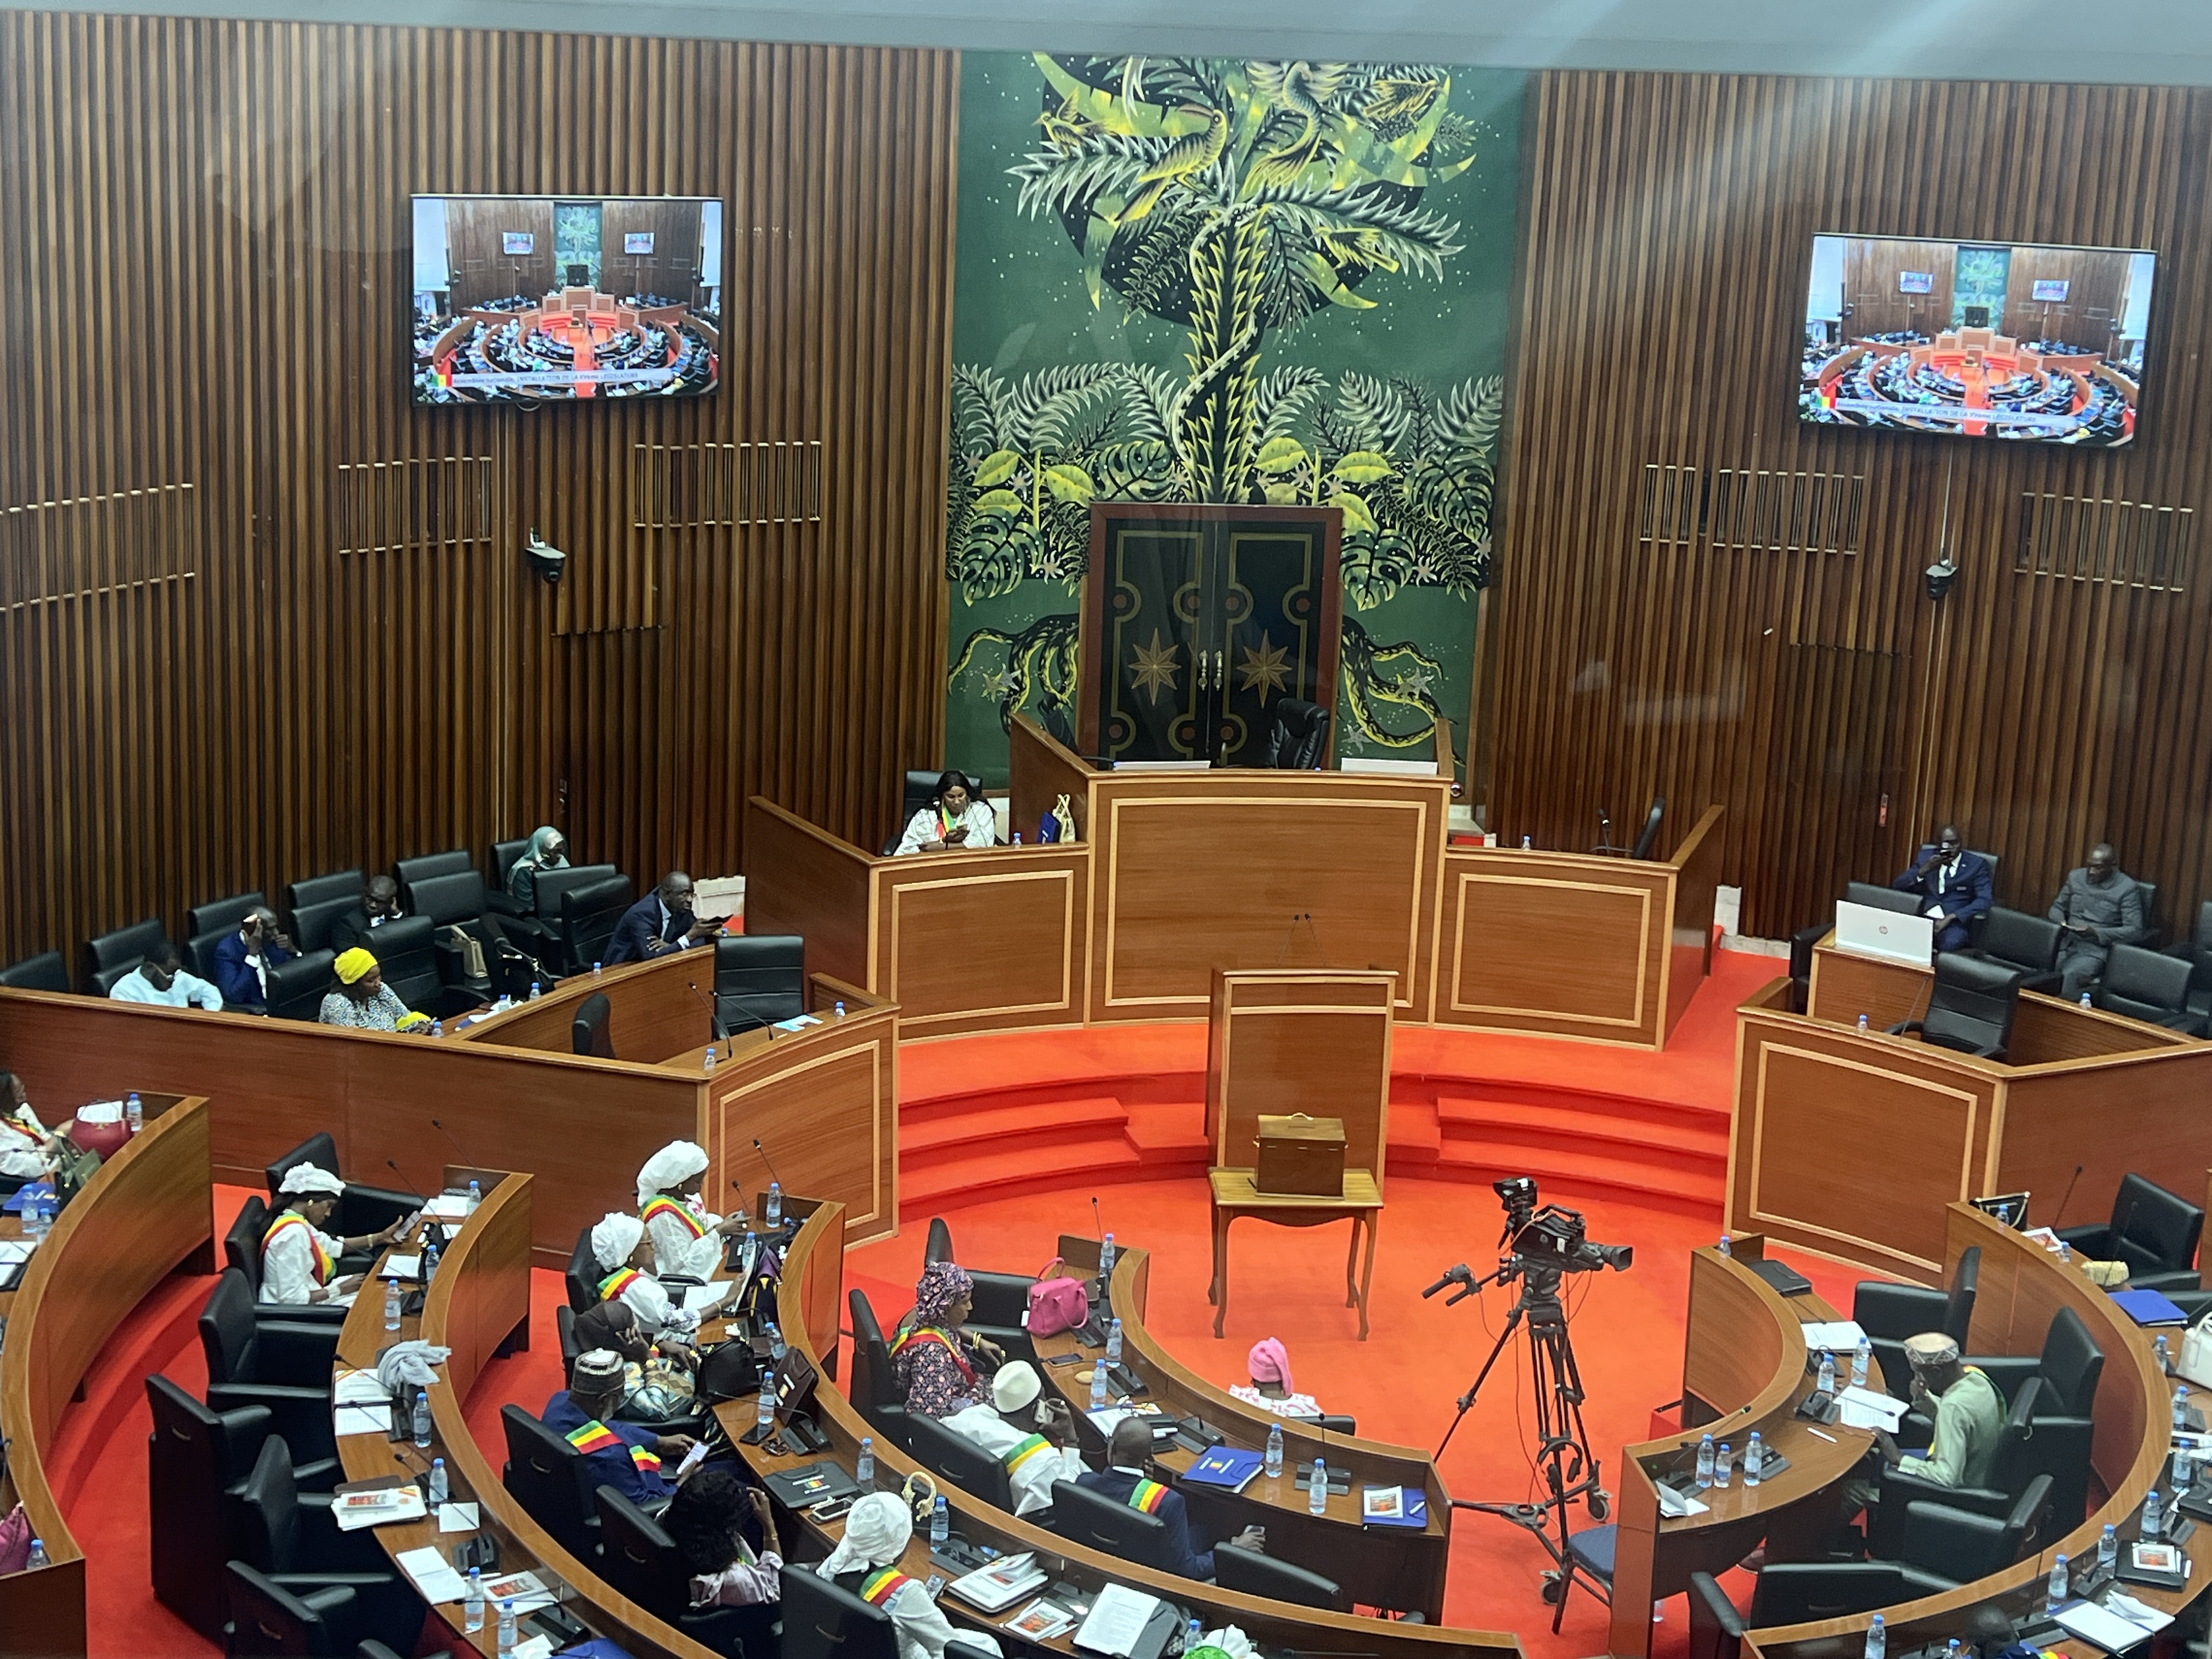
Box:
(1493, 1176), (1633, 1274)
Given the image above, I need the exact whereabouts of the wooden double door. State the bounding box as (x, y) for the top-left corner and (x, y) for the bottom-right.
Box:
(1077, 505), (1343, 767)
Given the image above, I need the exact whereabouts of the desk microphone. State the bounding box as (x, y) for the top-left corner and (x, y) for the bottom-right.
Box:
(383, 1158), (433, 1204)
(1092, 1197), (1104, 1239)
(2052, 1164), (2085, 1227)
(686, 979), (730, 1042)
(753, 1137), (784, 1191)
(428, 1118), (478, 1178)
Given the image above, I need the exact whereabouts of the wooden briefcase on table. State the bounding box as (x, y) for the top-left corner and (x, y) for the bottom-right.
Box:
(1254, 1114), (1346, 1197)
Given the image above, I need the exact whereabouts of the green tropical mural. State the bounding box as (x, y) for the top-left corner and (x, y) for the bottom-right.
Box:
(944, 53), (1524, 780)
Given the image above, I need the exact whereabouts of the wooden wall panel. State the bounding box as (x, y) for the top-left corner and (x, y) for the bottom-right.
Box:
(1494, 73), (2212, 938)
(0, 13), (956, 969)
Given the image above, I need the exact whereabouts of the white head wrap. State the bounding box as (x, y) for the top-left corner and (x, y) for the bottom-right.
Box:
(815, 1492), (913, 1579)
(279, 1164), (345, 1198)
(592, 1211), (646, 1272)
(636, 1139), (709, 1210)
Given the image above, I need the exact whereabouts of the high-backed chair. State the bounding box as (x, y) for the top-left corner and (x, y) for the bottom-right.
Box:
(566, 1222), (603, 1312)
(286, 869), (365, 914)
(392, 849), (470, 891)
(223, 1563), (361, 1658)
(1751, 1477), (2052, 1624)
(1049, 1478), (1174, 1572)
(190, 890), (266, 943)
(1955, 1307), (2102, 1529)
(782, 1557), (901, 1659)
(1867, 1377), (2045, 1560)
(917, 1218), (1036, 1359)
(2094, 944), (2200, 1034)
(83, 915), (165, 995)
(0, 951), (70, 992)
(526, 862), (620, 929)
(232, 1436), (419, 1652)
(289, 895), (358, 955)
(847, 1289), (912, 1452)
(401, 870), (499, 1002)
(265, 1132), (419, 1246)
(1686, 1571), (1744, 1659)
(2163, 899), (2212, 1023)
(499, 1404), (601, 1561)
(355, 913), (451, 1017)
(187, 924), (236, 985)
(714, 933), (805, 1032)
(1954, 907), (2063, 991)
(592, 1486), (762, 1658)
(1266, 698), (1329, 769)
(905, 1408), (1014, 1510)
(488, 837), (534, 896)
(883, 770), (986, 855)
(1887, 952), (2022, 1058)
(573, 991), (615, 1058)
(199, 1270), (342, 1459)
(1214, 1542), (1344, 1610)
(1850, 1245), (1979, 1398)
(266, 951), (337, 1022)
(2056, 1172), (2203, 1292)
(2136, 879), (2162, 945)
(1630, 794), (1668, 860)
(560, 874), (635, 974)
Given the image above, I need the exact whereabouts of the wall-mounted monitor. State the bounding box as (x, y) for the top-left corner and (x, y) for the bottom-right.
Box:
(1800, 233), (2154, 448)
(411, 194), (725, 406)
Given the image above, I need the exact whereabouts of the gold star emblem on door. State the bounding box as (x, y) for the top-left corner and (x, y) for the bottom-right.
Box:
(1127, 629), (1182, 704)
(1235, 631), (1292, 701)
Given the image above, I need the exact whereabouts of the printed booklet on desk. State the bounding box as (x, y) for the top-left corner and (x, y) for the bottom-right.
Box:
(1362, 1485), (1428, 1528)
(1183, 1447), (1263, 1492)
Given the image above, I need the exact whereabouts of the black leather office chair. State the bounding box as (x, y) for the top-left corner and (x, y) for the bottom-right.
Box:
(392, 848), (470, 890)
(265, 1132), (419, 1246)
(847, 1289), (913, 1452)
(488, 837), (534, 897)
(1952, 1307), (2102, 1530)
(1887, 952), (2022, 1058)
(714, 933), (805, 1032)
(2136, 879), (2162, 945)
(499, 1404), (602, 1561)
(917, 1217), (1036, 1359)
(2056, 1172), (2203, 1292)
(573, 990), (615, 1058)
(560, 874), (635, 974)
(224, 1562), (362, 1658)
(233, 1436), (420, 1653)
(1752, 1476), (2052, 1624)
(289, 896), (358, 955)
(2094, 944), (2202, 1034)
(266, 951), (337, 1022)
(1630, 795), (1667, 860)
(1266, 698), (1329, 770)
(0, 950), (70, 992)
(1850, 1244), (1979, 1398)
(190, 890), (266, 943)
(1048, 1478), (1173, 1571)
(1867, 1377), (2045, 1560)
(884, 769), (988, 855)
(782, 1558), (901, 1659)
(357, 913), (457, 1017)
(286, 869), (365, 915)
(1214, 1542), (1345, 1610)
(906, 1408), (1015, 1510)
(1844, 881), (1923, 916)
(199, 1271), (342, 1458)
(592, 1486), (760, 1658)
(1954, 906), (2064, 991)
(2162, 900), (2212, 1023)
(83, 915), (165, 995)
(527, 862), (620, 931)
(187, 924), (236, 985)
(402, 870), (501, 1001)
(566, 1222), (603, 1312)
(1686, 1571), (1743, 1659)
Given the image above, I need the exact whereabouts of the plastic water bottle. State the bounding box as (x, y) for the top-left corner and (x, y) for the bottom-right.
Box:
(1945, 1641), (1961, 1659)
(593, 961), (603, 976)
(466, 1179), (482, 1214)
(1695, 1433), (1716, 1489)
(769, 1322), (788, 1362)
(1713, 1442), (1733, 1489)
(2099, 1522), (2119, 1572)
(1743, 1431), (1764, 1488)
(528, 980), (542, 1001)
(1852, 1338), (1871, 1390)
(2174, 1385), (2190, 1429)
(464, 1568), (486, 1632)
(1265, 1423), (1284, 1479)
(384, 1280), (403, 1331)
(2142, 1489), (2164, 1540)
(1186, 1617), (1203, 1654)
(1865, 1612), (1885, 1659)
(2058, 1240), (2073, 1263)
(125, 1091), (143, 1132)
(930, 1493), (950, 1549)
(25, 1538), (48, 1569)
(428, 1457), (449, 1504)
(1308, 1458), (1328, 1514)
(431, 1018), (443, 1038)
(23, 1194), (44, 1242)
(765, 1181), (782, 1226)
(756, 1386), (777, 1436)
(2157, 1334), (2172, 1374)
(836, 1001), (847, 1019)
(1819, 1350), (1838, 1397)
(856, 1436), (876, 1488)
(423, 1241), (439, 1279)
(1857, 1013), (1870, 1034)
(497, 1597), (517, 1657)
(1106, 1318), (1125, 1362)
(703, 1045), (716, 1073)
(413, 1389), (432, 1448)
(2046, 1552), (2070, 1610)
(1717, 1234), (1731, 1257)
(1099, 1232), (1116, 1279)
(2082, 992), (2094, 1007)
(1090, 1364), (1108, 1409)
(1521, 835), (1532, 849)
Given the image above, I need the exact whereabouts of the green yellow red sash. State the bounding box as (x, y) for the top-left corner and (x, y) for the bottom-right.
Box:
(886, 1325), (977, 1387)
(598, 1268), (643, 1304)
(565, 1420), (623, 1455)
(641, 1195), (705, 1240)
(263, 1211), (334, 1285)
(1127, 1478), (1169, 1514)
(1003, 1434), (1057, 1481)
(860, 1566), (915, 1606)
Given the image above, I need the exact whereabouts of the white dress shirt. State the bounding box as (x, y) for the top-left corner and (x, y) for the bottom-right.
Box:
(110, 964), (224, 1011)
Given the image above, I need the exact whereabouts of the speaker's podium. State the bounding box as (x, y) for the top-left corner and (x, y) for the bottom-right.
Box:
(1204, 967), (1393, 1339)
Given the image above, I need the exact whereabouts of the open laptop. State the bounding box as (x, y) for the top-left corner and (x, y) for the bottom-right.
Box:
(1833, 899), (1934, 967)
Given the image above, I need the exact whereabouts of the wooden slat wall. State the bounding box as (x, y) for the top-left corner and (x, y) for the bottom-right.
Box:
(1493, 72), (2212, 939)
(0, 12), (956, 967)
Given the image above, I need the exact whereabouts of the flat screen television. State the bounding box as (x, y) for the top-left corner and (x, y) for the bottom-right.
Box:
(411, 194), (724, 405)
(1799, 233), (2154, 448)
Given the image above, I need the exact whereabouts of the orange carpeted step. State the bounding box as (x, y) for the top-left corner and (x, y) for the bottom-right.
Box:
(1387, 1101), (1442, 1165)
(900, 1094), (1127, 1159)
(1119, 1099), (1208, 1159)
(1436, 1093), (1730, 1161)
(898, 1130), (1143, 1215)
(1436, 1138), (1724, 1210)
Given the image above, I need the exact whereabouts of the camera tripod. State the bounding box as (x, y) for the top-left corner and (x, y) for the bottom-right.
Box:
(1433, 1258), (1610, 1632)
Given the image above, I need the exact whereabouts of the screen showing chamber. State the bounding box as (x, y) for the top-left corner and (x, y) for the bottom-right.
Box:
(411, 195), (724, 405)
(1799, 234), (2153, 447)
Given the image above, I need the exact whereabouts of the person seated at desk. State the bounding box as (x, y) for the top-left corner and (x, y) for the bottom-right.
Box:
(0, 1071), (63, 1182)
(1841, 1330), (2004, 1528)
(1228, 1337), (1322, 1419)
(942, 1361), (1076, 1517)
(1079, 1419), (1265, 1582)
(590, 1211), (736, 1337)
(1889, 824), (1994, 952)
(328, 876), (403, 956)
(2049, 842), (2149, 1000)
(108, 938), (223, 1011)
(605, 871), (719, 964)
(812, 1492), (1003, 1659)
(507, 825), (569, 906)
(261, 1164), (411, 1307)
(569, 1300), (700, 1423)
(890, 1261), (1003, 1417)
(636, 1138), (748, 1279)
(895, 771), (996, 856)
(211, 906), (296, 1013)
(319, 947), (435, 1032)
(542, 1348), (696, 1509)
(667, 1465), (785, 1609)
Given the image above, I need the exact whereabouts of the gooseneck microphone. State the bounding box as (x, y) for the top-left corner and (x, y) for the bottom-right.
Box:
(2052, 1163), (2085, 1227)
(686, 979), (729, 1043)
(753, 1137), (783, 1189)
(1092, 1196), (1104, 1239)
(428, 1117), (476, 1177)
(384, 1158), (432, 1203)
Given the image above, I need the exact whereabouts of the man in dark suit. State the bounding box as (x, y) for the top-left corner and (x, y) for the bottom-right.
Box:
(328, 876), (403, 956)
(210, 906), (297, 1013)
(1890, 823), (1994, 952)
(1075, 1419), (1263, 1582)
(605, 870), (718, 964)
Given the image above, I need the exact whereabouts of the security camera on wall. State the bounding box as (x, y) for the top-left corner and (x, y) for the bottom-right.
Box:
(524, 528), (568, 584)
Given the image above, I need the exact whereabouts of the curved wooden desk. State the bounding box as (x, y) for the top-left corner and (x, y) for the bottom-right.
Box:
(745, 1201), (1522, 1659)
(1030, 1242), (1450, 1615)
(0, 1092), (213, 1657)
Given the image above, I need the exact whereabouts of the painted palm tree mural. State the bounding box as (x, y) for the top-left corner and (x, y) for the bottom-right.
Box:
(945, 53), (1521, 768)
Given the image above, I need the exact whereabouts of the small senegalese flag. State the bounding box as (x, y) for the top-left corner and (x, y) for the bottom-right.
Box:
(859, 1567), (915, 1606)
(565, 1420), (623, 1455)
(629, 1445), (663, 1475)
(1127, 1479), (1170, 1514)
(1002, 1434), (1057, 1481)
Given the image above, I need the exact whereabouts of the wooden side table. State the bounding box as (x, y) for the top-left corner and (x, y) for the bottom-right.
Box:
(1207, 1167), (1383, 1340)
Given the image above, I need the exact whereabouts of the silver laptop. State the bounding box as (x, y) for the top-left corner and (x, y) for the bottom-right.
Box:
(1832, 899), (1934, 967)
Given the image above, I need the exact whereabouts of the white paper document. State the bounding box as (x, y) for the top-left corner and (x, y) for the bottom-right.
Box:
(396, 1544), (469, 1605)
(0, 1240), (35, 1266)
(684, 1282), (732, 1312)
(1835, 1385), (1907, 1431)
(334, 1402), (393, 1436)
(423, 1194), (473, 1220)
(438, 1502), (480, 1533)
(512, 1638), (554, 1659)
(379, 1254), (422, 1279)
(480, 1568), (555, 1613)
(1799, 1321), (1869, 1352)
(2055, 1596), (2172, 1651)
(333, 1370), (391, 1406)
(1074, 1583), (1160, 1658)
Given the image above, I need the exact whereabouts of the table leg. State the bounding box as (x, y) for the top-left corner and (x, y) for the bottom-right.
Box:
(1212, 1209), (1229, 1338)
(1356, 1214), (1378, 1341)
(1344, 1221), (1359, 1307)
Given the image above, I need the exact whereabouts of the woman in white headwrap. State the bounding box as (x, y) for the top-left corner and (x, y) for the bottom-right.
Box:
(591, 1211), (737, 1336)
(814, 1493), (1002, 1659)
(0, 1071), (63, 1182)
(636, 1139), (748, 1280)
(262, 1164), (414, 1306)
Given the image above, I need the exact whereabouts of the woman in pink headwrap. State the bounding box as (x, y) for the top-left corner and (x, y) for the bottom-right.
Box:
(1229, 1336), (1322, 1418)
(889, 1260), (1004, 1417)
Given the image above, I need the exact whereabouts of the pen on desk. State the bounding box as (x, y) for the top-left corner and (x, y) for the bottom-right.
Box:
(1806, 1426), (1838, 1442)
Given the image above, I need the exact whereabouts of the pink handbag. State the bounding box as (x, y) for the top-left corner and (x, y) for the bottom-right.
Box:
(1025, 1257), (1090, 1337)
(0, 1503), (32, 1574)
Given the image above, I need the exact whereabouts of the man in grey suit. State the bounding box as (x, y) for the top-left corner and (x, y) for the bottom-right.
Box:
(2049, 843), (2148, 1001)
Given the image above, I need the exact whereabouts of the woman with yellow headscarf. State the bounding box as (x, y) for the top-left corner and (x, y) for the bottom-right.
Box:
(318, 947), (434, 1033)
